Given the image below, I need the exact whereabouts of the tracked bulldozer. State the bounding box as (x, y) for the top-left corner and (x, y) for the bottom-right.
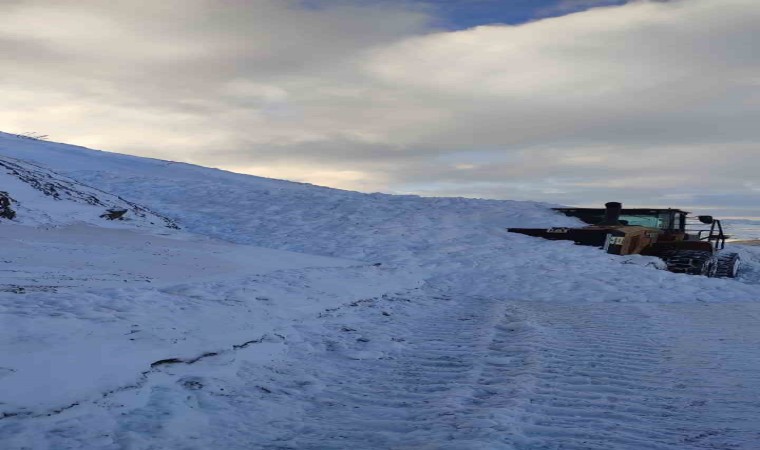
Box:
(508, 202), (741, 278)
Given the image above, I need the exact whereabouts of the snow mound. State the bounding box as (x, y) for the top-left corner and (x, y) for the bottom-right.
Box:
(0, 154), (177, 229)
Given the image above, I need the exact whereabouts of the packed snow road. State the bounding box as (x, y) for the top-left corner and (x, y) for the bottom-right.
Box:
(213, 298), (760, 449)
(19, 286), (758, 449)
(181, 292), (759, 450)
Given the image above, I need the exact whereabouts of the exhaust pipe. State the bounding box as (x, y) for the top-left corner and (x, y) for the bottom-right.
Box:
(601, 202), (622, 225)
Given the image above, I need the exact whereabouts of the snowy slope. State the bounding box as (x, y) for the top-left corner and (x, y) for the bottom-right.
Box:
(0, 131), (756, 297)
(0, 227), (413, 418)
(0, 133), (422, 421)
(0, 154), (177, 230)
(2, 132), (760, 449)
(0, 132), (579, 262)
(0, 208), (420, 419)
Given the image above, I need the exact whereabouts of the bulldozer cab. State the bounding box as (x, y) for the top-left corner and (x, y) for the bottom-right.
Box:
(553, 206), (727, 251)
(507, 202), (739, 278)
(554, 207), (687, 233)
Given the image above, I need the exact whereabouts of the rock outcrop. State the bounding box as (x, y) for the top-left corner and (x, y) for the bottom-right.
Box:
(100, 208), (128, 220)
(0, 155), (178, 229)
(0, 191), (16, 220)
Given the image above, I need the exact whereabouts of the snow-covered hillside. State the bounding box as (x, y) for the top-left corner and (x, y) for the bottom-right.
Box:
(2, 132), (760, 449)
(0, 154), (177, 230)
(0, 133), (577, 263)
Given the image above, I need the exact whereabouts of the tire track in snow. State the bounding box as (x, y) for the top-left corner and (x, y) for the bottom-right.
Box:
(197, 294), (539, 449)
(512, 301), (760, 449)
(111, 295), (760, 449)
(511, 302), (688, 449)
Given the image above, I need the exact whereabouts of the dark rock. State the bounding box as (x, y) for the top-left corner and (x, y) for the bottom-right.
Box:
(1, 156), (179, 229)
(100, 208), (128, 220)
(180, 378), (204, 390)
(0, 192), (16, 220)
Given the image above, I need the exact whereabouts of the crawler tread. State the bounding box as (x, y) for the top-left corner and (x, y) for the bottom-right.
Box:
(660, 250), (717, 276)
(715, 252), (741, 278)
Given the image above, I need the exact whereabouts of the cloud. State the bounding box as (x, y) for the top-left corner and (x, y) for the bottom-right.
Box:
(1, 0), (759, 216)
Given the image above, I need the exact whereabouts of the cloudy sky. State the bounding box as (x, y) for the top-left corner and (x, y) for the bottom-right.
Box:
(2, 0), (759, 216)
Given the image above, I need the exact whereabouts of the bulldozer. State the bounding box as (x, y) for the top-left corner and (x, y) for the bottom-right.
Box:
(508, 202), (741, 278)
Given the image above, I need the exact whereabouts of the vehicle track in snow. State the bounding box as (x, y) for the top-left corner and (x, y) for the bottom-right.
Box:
(513, 302), (722, 449)
(9, 291), (760, 449)
(277, 297), (539, 450)
(179, 294), (760, 450)
(182, 293), (531, 449)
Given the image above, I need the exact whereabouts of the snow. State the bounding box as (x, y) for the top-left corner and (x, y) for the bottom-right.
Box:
(725, 218), (760, 241)
(0, 222), (419, 417)
(0, 155), (176, 230)
(1, 131), (760, 449)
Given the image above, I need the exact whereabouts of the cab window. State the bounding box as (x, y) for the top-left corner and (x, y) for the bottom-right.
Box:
(619, 214), (659, 228)
(618, 213), (674, 229)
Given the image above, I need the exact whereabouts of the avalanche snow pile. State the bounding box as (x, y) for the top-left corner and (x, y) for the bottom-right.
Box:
(2, 131), (760, 449)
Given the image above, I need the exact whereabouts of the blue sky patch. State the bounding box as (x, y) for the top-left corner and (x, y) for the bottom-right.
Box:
(301, 0), (630, 29)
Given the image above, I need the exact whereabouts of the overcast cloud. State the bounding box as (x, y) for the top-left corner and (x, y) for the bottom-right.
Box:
(1, 0), (758, 216)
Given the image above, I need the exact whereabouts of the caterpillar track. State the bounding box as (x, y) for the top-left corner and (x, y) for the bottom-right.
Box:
(660, 250), (717, 276)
